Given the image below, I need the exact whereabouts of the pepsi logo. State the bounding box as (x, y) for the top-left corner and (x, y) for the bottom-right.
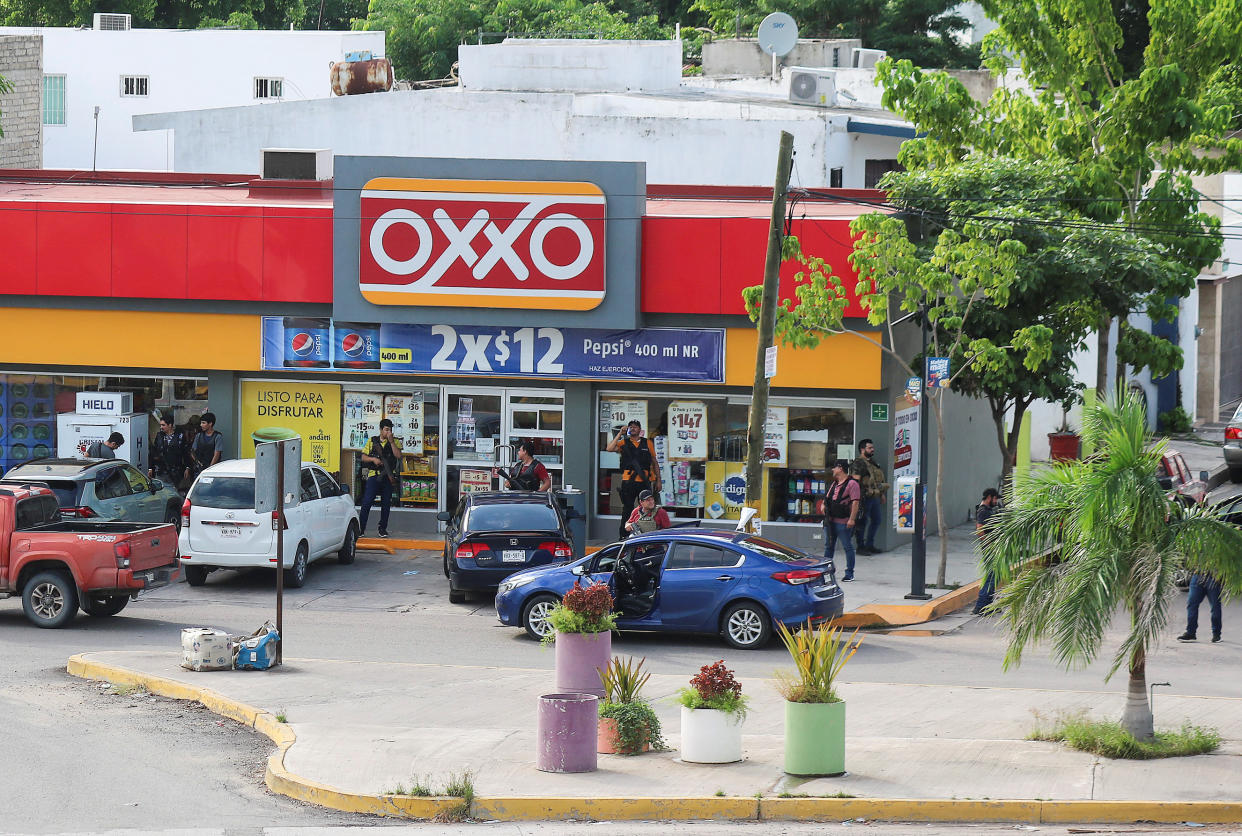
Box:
(340, 333), (366, 357)
(290, 332), (315, 356)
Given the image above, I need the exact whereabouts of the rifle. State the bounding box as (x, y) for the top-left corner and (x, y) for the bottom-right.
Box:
(371, 439), (400, 487)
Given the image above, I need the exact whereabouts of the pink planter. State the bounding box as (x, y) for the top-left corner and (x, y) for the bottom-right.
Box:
(536, 692), (598, 773)
(554, 630), (612, 698)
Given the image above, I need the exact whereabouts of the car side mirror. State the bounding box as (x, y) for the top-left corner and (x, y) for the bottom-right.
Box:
(150, 479), (163, 492)
(571, 564), (586, 576)
(436, 511), (451, 522)
(1199, 470), (1210, 482)
(338, 482), (350, 496)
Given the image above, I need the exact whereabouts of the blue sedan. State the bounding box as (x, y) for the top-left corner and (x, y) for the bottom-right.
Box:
(494, 528), (844, 649)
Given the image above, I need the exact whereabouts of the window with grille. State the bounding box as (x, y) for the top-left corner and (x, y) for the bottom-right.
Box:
(120, 75), (149, 97)
(42, 75), (66, 125)
(254, 77), (284, 99)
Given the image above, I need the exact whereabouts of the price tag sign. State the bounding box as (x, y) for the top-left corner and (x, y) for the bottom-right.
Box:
(764, 345), (778, 379)
(667, 401), (707, 460)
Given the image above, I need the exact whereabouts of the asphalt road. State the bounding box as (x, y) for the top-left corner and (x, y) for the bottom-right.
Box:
(2, 543), (1240, 834)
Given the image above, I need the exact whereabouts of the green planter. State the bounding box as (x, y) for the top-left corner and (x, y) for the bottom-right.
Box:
(784, 699), (845, 776)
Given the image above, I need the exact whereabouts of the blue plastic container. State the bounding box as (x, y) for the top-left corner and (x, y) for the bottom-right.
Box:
(235, 630), (280, 670)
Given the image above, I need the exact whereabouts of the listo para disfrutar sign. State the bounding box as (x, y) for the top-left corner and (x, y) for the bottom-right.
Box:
(358, 178), (607, 311)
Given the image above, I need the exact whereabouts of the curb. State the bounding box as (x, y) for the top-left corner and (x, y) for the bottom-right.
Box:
(833, 581), (979, 629)
(64, 654), (1242, 825)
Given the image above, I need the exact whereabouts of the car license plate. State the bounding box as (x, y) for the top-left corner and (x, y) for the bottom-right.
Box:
(219, 526), (241, 538)
(502, 549), (526, 563)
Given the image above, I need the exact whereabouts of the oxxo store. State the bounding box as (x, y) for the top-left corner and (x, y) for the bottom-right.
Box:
(0, 158), (890, 551)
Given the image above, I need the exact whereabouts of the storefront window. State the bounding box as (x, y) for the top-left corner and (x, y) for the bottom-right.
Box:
(0, 372), (208, 475)
(340, 386), (440, 508)
(597, 393), (854, 525)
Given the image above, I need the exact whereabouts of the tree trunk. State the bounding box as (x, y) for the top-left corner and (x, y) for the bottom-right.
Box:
(933, 394), (948, 588)
(1120, 647), (1154, 741)
(991, 397), (1029, 492)
(1096, 316), (1111, 400)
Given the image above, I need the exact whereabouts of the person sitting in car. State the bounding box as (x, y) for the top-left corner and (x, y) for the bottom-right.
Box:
(624, 489), (671, 537)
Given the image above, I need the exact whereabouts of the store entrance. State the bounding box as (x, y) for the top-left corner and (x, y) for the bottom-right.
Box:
(442, 387), (564, 503)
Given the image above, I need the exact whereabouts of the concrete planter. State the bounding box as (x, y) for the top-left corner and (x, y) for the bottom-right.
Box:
(783, 699), (845, 776)
(680, 706), (743, 763)
(536, 692), (598, 773)
(597, 715), (651, 754)
(554, 630), (611, 698)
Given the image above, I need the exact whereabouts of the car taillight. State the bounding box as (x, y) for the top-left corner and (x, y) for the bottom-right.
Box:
(540, 541), (573, 558)
(771, 569), (825, 585)
(455, 543), (486, 560)
(114, 540), (132, 569)
(181, 498), (191, 521)
(1227, 426), (1242, 441)
(64, 506), (96, 518)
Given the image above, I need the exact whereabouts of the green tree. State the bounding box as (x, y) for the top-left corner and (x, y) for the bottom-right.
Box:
(0, 74), (13, 137)
(360, 0), (487, 81)
(0, 0), (155, 26)
(744, 213), (1053, 586)
(981, 391), (1242, 739)
(880, 0), (1242, 398)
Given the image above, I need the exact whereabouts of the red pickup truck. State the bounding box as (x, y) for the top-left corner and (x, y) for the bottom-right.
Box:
(0, 483), (180, 628)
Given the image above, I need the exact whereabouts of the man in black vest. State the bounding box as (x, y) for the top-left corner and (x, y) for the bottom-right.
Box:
(606, 419), (662, 540)
(493, 441), (551, 491)
(359, 418), (401, 538)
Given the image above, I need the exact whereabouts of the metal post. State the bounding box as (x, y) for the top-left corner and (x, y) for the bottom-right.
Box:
(275, 441), (285, 665)
(907, 308), (931, 600)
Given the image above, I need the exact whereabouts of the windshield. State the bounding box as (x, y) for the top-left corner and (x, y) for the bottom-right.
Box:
(1, 478), (78, 506)
(189, 476), (255, 510)
(466, 503), (560, 533)
(741, 535), (810, 563)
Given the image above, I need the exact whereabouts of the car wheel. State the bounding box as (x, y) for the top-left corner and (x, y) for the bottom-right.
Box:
(22, 571), (79, 629)
(165, 505), (182, 533)
(287, 542), (309, 589)
(521, 593), (559, 641)
(443, 550), (451, 579)
(721, 601), (771, 650)
(82, 595), (130, 617)
(184, 565), (209, 587)
(338, 523), (358, 565)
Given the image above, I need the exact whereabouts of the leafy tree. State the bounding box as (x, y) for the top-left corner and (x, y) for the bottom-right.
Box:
(0, 74), (12, 137)
(880, 0), (1242, 398)
(982, 391), (1242, 739)
(0, 0), (155, 26)
(744, 213), (1053, 586)
(689, 0), (979, 69)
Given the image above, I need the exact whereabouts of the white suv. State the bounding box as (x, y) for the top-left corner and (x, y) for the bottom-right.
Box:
(178, 459), (359, 588)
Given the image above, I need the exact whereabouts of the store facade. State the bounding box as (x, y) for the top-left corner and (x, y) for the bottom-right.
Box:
(0, 160), (995, 551)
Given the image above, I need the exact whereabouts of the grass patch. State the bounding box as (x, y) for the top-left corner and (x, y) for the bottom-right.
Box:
(109, 683), (148, 697)
(433, 770), (475, 822)
(777, 791), (858, 799)
(275, 712), (288, 723)
(714, 789), (725, 797)
(384, 774), (434, 797)
(1029, 712), (1220, 759)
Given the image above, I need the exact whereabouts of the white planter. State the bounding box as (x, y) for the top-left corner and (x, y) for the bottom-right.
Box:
(680, 706), (743, 763)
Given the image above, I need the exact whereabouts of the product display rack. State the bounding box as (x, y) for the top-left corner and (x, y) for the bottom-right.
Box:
(773, 468), (828, 523)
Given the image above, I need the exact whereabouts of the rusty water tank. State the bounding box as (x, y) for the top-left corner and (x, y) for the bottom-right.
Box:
(330, 57), (394, 96)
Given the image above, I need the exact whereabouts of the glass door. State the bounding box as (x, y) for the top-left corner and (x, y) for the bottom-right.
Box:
(505, 390), (565, 488)
(442, 387), (504, 502)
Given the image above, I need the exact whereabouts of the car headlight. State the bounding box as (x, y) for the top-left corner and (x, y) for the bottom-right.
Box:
(498, 574), (537, 595)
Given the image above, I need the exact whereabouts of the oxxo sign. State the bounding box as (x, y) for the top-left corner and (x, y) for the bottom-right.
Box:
(358, 178), (607, 311)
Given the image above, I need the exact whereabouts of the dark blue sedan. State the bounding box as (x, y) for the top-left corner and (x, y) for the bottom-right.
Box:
(494, 528), (844, 649)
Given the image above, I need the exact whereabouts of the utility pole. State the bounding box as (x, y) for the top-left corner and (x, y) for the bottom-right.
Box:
(907, 309), (931, 600)
(745, 130), (794, 514)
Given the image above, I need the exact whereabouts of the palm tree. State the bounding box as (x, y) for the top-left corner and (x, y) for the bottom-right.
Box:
(981, 390), (1242, 740)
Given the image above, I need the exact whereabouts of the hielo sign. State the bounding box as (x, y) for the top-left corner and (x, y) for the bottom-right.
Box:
(359, 178), (607, 311)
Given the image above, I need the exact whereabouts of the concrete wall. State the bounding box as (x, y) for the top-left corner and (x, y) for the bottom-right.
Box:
(459, 40), (682, 92)
(135, 86), (905, 187)
(0, 26), (384, 170)
(0, 34), (42, 169)
(702, 39), (863, 77)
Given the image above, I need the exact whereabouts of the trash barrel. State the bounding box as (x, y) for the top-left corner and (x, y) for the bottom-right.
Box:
(536, 692), (598, 773)
(555, 487), (586, 559)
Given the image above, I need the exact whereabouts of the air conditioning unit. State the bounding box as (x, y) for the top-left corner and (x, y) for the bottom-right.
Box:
(788, 67), (837, 107)
(93, 12), (132, 30)
(260, 148), (333, 181)
(853, 48), (887, 69)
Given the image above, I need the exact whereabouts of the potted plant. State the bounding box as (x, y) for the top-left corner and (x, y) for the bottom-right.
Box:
(775, 621), (862, 776)
(1048, 401), (1081, 461)
(677, 660), (749, 763)
(545, 580), (618, 698)
(596, 655), (664, 754)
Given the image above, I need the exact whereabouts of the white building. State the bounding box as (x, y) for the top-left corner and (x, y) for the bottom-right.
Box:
(0, 19), (384, 170)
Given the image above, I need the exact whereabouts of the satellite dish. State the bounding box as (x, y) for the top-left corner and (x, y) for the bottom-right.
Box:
(757, 12), (798, 57)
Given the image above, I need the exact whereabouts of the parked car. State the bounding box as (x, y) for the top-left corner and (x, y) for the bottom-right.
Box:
(0, 482), (179, 628)
(437, 491), (572, 604)
(178, 459), (358, 588)
(1157, 450), (1208, 507)
(495, 528), (845, 650)
(2, 458), (184, 528)
(1224, 402), (1242, 484)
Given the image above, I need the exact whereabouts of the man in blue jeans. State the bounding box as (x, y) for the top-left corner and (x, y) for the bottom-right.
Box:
(850, 439), (889, 555)
(1178, 572), (1222, 643)
(359, 418), (401, 538)
(823, 459), (860, 581)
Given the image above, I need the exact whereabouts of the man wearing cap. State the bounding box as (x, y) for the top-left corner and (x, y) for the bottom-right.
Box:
(624, 489), (672, 536)
(607, 419), (662, 539)
(973, 487), (1002, 614)
(86, 432), (124, 460)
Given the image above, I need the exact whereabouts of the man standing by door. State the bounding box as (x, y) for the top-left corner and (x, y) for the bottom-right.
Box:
(850, 438), (889, 555)
(149, 412), (190, 492)
(359, 418), (401, 538)
(191, 412), (224, 475)
(824, 459), (860, 582)
(607, 419), (662, 540)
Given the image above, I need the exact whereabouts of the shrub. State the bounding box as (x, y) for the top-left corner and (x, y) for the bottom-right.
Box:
(677, 660), (749, 721)
(1029, 712), (1221, 759)
(599, 700), (665, 753)
(544, 581), (618, 642)
(774, 622), (862, 704)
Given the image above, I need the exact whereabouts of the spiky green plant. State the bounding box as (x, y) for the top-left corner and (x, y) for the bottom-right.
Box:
(598, 655), (652, 705)
(983, 390), (1242, 740)
(773, 622), (862, 703)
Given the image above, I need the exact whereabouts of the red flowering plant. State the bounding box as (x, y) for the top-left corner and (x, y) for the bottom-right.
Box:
(677, 660), (749, 720)
(544, 580), (618, 644)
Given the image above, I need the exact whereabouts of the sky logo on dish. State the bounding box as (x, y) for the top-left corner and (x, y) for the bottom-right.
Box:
(358, 177), (607, 311)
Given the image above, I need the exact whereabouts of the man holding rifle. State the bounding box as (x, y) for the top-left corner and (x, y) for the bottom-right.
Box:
(360, 418), (401, 539)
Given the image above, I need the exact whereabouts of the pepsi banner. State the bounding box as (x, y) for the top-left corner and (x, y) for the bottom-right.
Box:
(262, 317), (725, 383)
